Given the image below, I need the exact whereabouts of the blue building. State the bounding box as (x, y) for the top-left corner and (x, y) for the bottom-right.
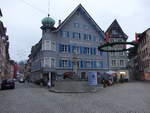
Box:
(29, 4), (108, 83)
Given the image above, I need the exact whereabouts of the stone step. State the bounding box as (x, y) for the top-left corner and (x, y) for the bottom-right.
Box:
(50, 80), (97, 93)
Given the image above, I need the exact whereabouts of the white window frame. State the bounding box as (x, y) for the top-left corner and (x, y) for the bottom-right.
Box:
(63, 45), (68, 52)
(62, 31), (69, 38)
(85, 47), (90, 55)
(84, 34), (91, 41)
(51, 58), (55, 68)
(96, 61), (100, 68)
(43, 40), (51, 50)
(73, 32), (81, 40)
(73, 46), (80, 54)
(85, 61), (91, 68)
(51, 41), (56, 51)
(112, 30), (118, 35)
(119, 52), (124, 56)
(110, 51), (115, 56)
(44, 57), (51, 68)
(62, 60), (68, 67)
(112, 60), (116, 67)
(120, 60), (124, 67)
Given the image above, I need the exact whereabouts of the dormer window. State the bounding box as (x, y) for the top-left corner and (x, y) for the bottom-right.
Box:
(112, 30), (118, 35)
(74, 23), (80, 28)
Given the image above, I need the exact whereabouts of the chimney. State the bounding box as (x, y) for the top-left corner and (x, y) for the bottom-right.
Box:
(58, 20), (61, 25)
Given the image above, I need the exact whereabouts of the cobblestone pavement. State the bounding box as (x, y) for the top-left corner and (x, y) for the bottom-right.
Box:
(0, 81), (150, 113)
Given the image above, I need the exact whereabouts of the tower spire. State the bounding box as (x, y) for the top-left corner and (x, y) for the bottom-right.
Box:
(48, 0), (50, 16)
(41, 0), (55, 29)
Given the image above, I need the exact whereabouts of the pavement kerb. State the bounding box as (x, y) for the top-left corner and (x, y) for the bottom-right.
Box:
(49, 88), (97, 93)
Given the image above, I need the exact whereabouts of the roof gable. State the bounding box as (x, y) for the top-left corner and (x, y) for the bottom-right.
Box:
(54, 4), (104, 36)
(106, 19), (128, 38)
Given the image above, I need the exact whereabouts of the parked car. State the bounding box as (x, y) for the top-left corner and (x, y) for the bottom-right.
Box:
(1, 79), (15, 90)
(19, 78), (25, 83)
(13, 78), (17, 82)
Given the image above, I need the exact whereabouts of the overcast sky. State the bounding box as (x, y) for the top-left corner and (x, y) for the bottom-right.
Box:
(0, 0), (150, 62)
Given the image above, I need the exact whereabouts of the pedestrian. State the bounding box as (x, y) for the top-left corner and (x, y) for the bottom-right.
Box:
(113, 75), (117, 84)
(47, 81), (51, 88)
(102, 78), (106, 88)
(120, 74), (124, 83)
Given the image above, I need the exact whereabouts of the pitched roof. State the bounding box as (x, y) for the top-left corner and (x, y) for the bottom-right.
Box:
(138, 28), (150, 39)
(106, 19), (128, 38)
(142, 28), (150, 34)
(54, 4), (104, 36)
(0, 21), (5, 35)
(31, 39), (42, 58)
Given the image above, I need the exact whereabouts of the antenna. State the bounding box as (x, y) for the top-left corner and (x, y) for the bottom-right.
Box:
(48, 0), (50, 16)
